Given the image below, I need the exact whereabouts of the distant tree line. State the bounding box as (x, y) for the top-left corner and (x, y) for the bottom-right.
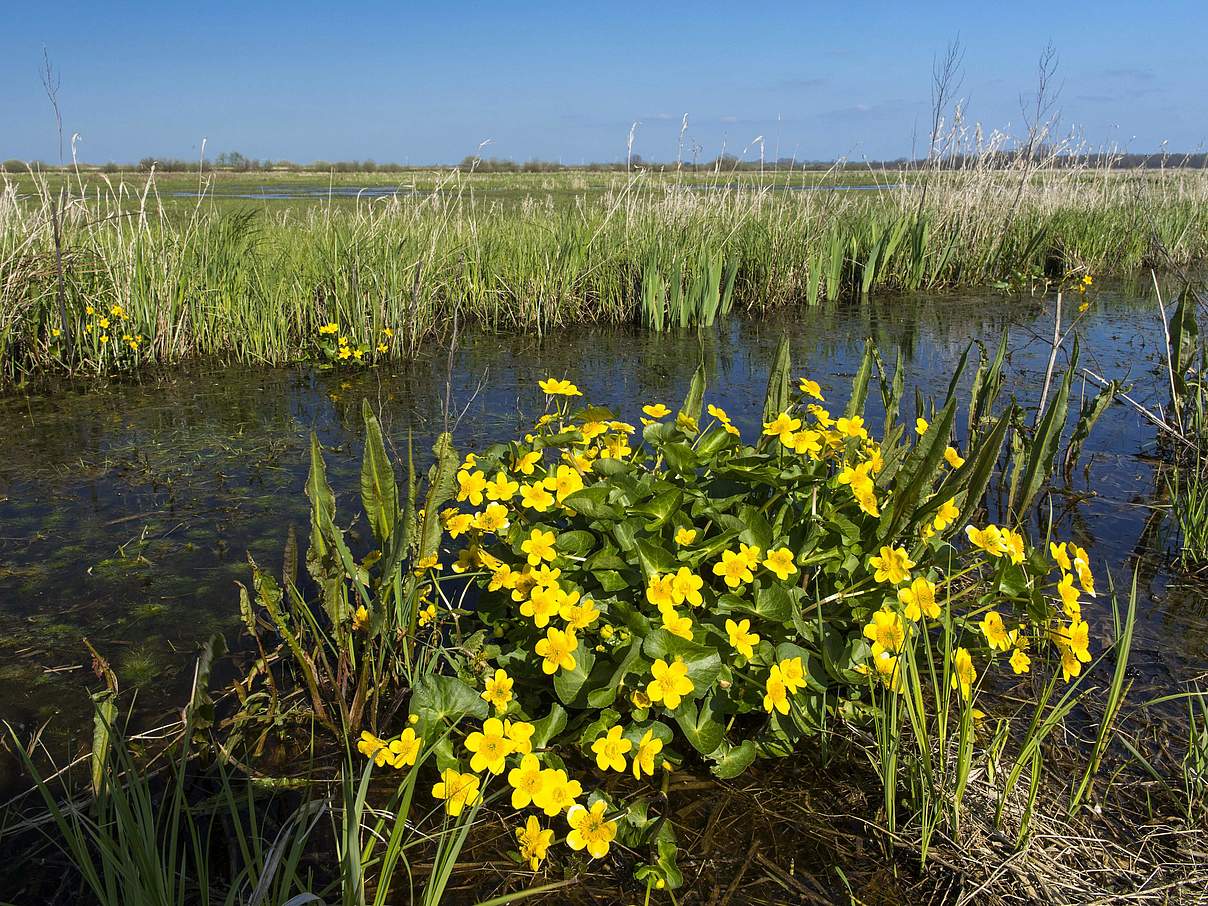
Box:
(4, 149), (1206, 175)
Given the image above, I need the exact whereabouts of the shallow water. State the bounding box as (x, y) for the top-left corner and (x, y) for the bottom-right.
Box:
(0, 281), (1201, 736)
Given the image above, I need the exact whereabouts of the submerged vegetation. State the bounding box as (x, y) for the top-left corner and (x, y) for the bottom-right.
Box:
(6, 331), (1207, 904)
(2, 155), (1208, 385)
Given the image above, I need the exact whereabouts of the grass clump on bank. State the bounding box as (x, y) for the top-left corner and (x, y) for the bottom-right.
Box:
(2, 157), (1208, 386)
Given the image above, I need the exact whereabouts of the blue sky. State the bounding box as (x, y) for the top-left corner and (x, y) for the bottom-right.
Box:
(1, 1), (1204, 165)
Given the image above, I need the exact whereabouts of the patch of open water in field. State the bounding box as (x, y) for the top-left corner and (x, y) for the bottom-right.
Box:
(0, 282), (1201, 742)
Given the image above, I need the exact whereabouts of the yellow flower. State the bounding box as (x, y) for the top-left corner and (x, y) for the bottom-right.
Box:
(417, 602), (437, 626)
(1050, 541), (1072, 571)
(915, 417), (929, 436)
(1054, 618), (1092, 665)
(951, 647), (976, 701)
(863, 606), (905, 652)
(762, 412), (801, 444)
(442, 510), (474, 538)
(85, 305), (95, 315)
(519, 481), (556, 512)
(98, 317), (111, 329)
(789, 429), (823, 457)
(515, 814), (554, 871)
(632, 728), (663, 779)
(660, 607), (694, 640)
(549, 464), (584, 503)
(979, 610), (1013, 652)
(481, 668), (514, 713)
(808, 404), (833, 428)
(514, 450), (542, 475)
(1002, 529), (1026, 565)
(897, 576), (940, 620)
(1057, 573), (1080, 618)
(778, 657), (805, 693)
(646, 657), (694, 710)
(763, 665), (790, 714)
(319, 322), (339, 335)
(382, 326), (395, 337)
(1009, 648), (1031, 674)
(376, 343), (388, 353)
(712, 549), (755, 588)
(725, 618), (760, 658)
(566, 800), (617, 859)
(464, 717), (513, 774)
(854, 485), (880, 517)
(559, 593), (600, 630)
(521, 585), (562, 628)
(763, 547), (797, 581)
(1073, 549), (1096, 597)
(836, 415), (868, 439)
(474, 502), (510, 534)
(507, 754), (547, 809)
(591, 725), (633, 772)
(388, 729), (421, 768)
(670, 566), (704, 607)
(521, 528), (557, 566)
(533, 768), (581, 816)
(798, 377), (824, 400)
(869, 545), (914, 584)
(965, 524), (1008, 557)
(534, 627), (578, 674)
(432, 768), (481, 816)
(933, 498), (960, 531)
(538, 377), (582, 397)
(504, 719), (534, 755)
(1082, 274), (1093, 286)
(485, 471), (519, 501)
(51, 328), (61, 338)
(944, 446), (966, 469)
(352, 604), (369, 631)
(456, 469), (488, 506)
(357, 731), (391, 767)
(642, 403), (671, 418)
(646, 573), (677, 608)
(674, 527), (698, 546)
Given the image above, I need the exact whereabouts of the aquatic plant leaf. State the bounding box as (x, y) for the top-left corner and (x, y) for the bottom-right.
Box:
(678, 358), (706, 427)
(409, 674), (488, 730)
(359, 399), (398, 546)
(711, 739), (757, 779)
(1170, 285), (1199, 399)
(761, 335), (792, 427)
(845, 339), (874, 419)
(1012, 337), (1079, 517)
(674, 693), (725, 754)
(1064, 380), (1118, 477)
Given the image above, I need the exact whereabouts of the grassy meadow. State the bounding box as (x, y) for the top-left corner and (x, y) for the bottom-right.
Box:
(2, 159), (1207, 385)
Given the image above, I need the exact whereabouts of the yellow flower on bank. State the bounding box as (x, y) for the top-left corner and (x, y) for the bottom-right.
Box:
(966, 524), (1007, 557)
(951, 647), (976, 701)
(538, 377), (582, 397)
(519, 481), (555, 512)
(432, 768), (481, 816)
(522, 585), (563, 628)
(671, 566), (704, 607)
(933, 498), (960, 531)
(521, 528), (557, 566)
(646, 657), (694, 710)
(514, 450), (542, 475)
(507, 754), (547, 808)
(763, 547), (798, 581)
(515, 814), (554, 871)
(1002, 528), (1026, 565)
(675, 527), (698, 546)
(1050, 541), (1072, 571)
(725, 618), (760, 658)
(1057, 573), (1081, 618)
(560, 593), (600, 630)
(712, 549), (755, 588)
(566, 800), (617, 859)
(352, 604), (369, 631)
(980, 610), (1013, 652)
(485, 471), (519, 501)
(778, 657), (805, 693)
(660, 607), (694, 640)
(897, 576), (940, 620)
(534, 627), (578, 674)
(504, 719), (534, 755)
(456, 469), (488, 506)
(871, 646), (905, 692)
(915, 417), (929, 436)
(863, 606), (905, 652)
(763, 665), (790, 714)
(632, 728), (664, 779)
(533, 768), (582, 816)
(763, 412), (801, 444)
(482, 668), (514, 713)
(464, 717), (513, 774)
(798, 377), (824, 400)
(869, 545), (914, 584)
(836, 415), (868, 439)
(357, 731), (391, 767)
(549, 464), (584, 503)
(944, 446), (966, 469)
(646, 573), (677, 608)
(1009, 648), (1032, 674)
(388, 728), (422, 768)
(642, 403), (671, 418)
(591, 725), (633, 773)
